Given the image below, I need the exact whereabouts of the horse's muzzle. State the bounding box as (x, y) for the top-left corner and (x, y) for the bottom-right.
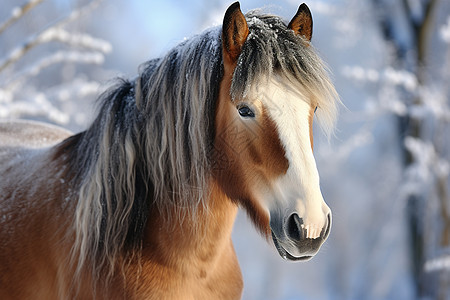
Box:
(271, 212), (331, 261)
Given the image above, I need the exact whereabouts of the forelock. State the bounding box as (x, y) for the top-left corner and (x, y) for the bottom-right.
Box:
(230, 10), (340, 136)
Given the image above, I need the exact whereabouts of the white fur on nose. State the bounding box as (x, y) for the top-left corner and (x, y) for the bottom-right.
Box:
(262, 77), (330, 238)
(302, 224), (321, 239)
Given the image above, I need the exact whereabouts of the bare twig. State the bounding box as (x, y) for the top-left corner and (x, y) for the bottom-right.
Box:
(0, 0), (44, 35)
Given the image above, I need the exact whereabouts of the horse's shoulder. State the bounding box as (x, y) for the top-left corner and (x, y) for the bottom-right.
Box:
(0, 120), (72, 148)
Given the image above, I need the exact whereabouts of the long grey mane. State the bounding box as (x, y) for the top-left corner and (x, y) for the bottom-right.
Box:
(64, 26), (223, 278)
(61, 10), (338, 280)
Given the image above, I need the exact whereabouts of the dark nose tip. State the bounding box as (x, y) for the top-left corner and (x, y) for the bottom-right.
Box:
(286, 213), (332, 241)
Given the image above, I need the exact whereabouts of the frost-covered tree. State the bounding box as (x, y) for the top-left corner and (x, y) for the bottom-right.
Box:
(344, 0), (450, 298)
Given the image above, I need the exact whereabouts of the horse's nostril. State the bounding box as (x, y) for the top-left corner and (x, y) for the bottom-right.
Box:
(286, 213), (304, 242)
(286, 212), (331, 242)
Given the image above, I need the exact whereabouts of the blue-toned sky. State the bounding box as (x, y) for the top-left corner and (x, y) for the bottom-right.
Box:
(92, 0), (327, 74)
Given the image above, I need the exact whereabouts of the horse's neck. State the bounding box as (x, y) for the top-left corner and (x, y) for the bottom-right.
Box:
(134, 180), (243, 299)
(144, 180), (237, 264)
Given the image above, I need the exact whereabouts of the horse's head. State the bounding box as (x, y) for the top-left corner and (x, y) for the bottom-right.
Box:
(213, 2), (336, 261)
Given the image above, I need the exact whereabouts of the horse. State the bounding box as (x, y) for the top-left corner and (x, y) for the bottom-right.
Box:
(0, 2), (338, 299)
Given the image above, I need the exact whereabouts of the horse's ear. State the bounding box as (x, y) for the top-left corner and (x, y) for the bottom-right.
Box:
(222, 2), (249, 64)
(288, 3), (313, 41)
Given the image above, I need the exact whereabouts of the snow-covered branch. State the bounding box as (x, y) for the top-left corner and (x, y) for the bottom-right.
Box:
(0, 77), (101, 125)
(342, 66), (418, 92)
(4, 50), (106, 92)
(440, 16), (450, 43)
(425, 255), (450, 272)
(0, 0), (108, 128)
(50, 0), (104, 30)
(0, 91), (69, 124)
(0, 0), (105, 73)
(0, 0), (44, 35)
(40, 29), (112, 53)
(402, 136), (450, 200)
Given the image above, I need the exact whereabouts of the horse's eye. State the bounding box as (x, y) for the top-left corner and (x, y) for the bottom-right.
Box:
(237, 105), (255, 118)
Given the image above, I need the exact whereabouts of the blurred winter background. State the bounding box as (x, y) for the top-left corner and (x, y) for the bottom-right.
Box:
(1, 0), (449, 299)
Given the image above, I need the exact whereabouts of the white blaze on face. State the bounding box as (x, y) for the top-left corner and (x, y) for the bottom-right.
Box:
(259, 77), (330, 239)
